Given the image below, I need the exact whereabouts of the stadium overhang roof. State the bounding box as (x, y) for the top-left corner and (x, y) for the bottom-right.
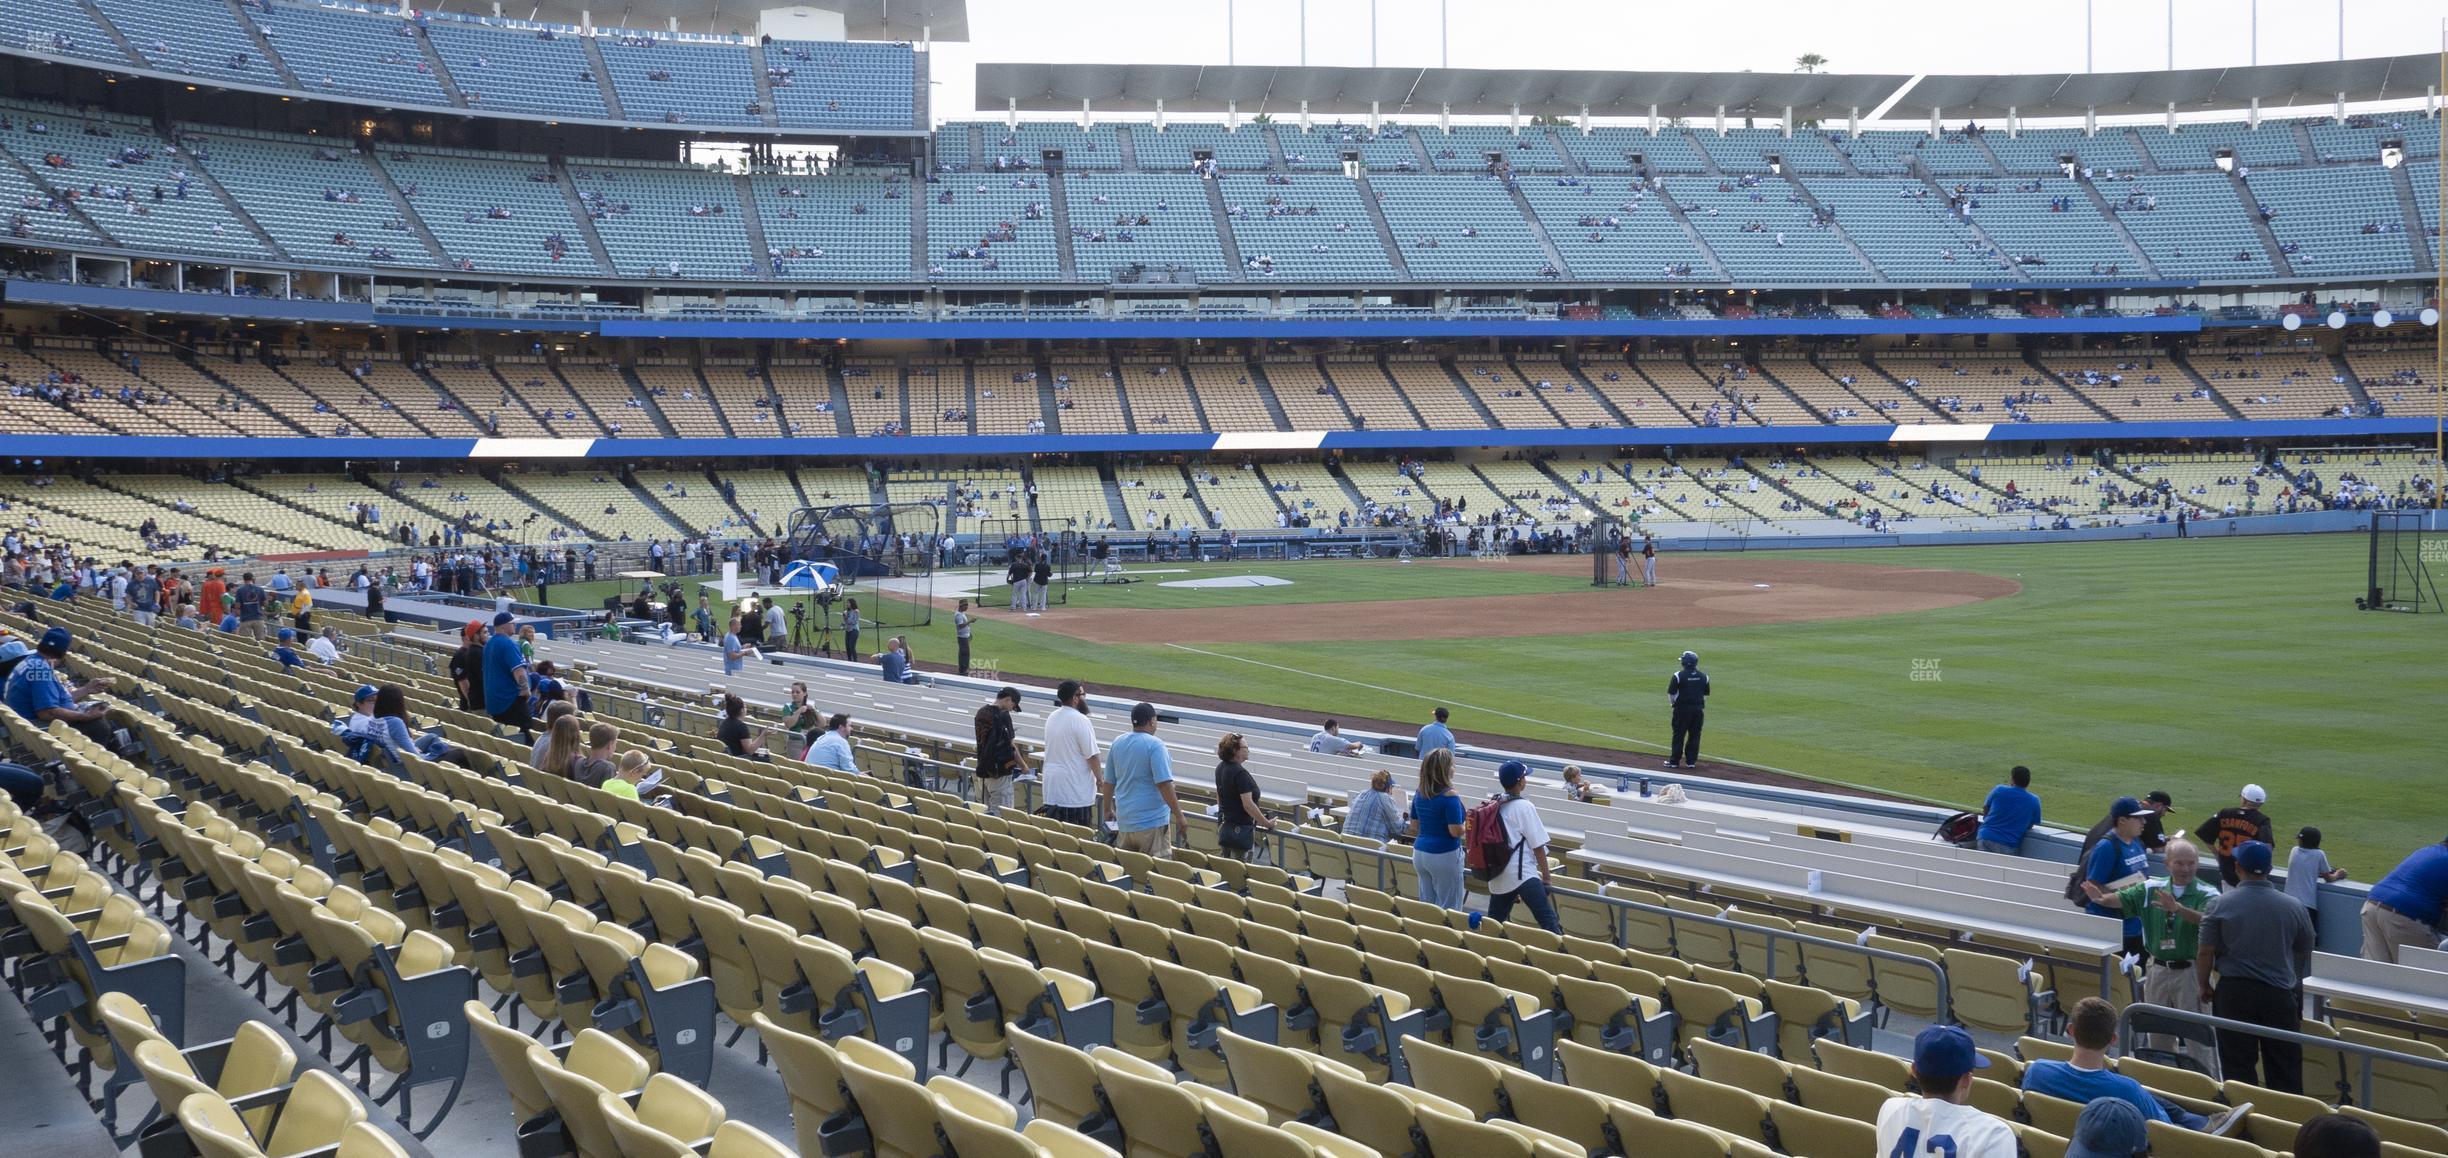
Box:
(1867, 54), (2439, 118)
(972, 63), (1909, 119)
(977, 53), (2441, 121)
(519, 0), (967, 40)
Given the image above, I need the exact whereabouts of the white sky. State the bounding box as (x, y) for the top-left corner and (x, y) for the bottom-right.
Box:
(921, 0), (2448, 124)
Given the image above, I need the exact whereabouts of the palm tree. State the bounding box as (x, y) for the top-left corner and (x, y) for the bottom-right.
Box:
(1794, 52), (1827, 73)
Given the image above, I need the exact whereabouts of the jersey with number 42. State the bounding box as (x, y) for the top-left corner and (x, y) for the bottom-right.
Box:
(1876, 1096), (2018, 1158)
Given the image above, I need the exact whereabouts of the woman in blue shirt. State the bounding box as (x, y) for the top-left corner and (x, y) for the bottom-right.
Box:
(1406, 748), (1468, 910)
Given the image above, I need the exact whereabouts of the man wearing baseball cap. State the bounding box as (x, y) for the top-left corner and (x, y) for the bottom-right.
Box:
(481, 611), (535, 741)
(1486, 761), (1562, 935)
(1876, 1025), (2015, 1158)
(2083, 796), (2157, 958)
(2198, 840), (2316, 1093)
(2197, 785), (2277, 888)
(2, 627), (118, 752)
(2064, 1097), (2151, 1158)
(1100, 702), (1187, 856)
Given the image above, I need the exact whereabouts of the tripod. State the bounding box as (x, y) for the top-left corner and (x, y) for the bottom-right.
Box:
(794, 599), (837, 657)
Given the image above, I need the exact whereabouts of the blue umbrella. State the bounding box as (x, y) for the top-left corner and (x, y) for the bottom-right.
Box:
(778, 560), (840, 591)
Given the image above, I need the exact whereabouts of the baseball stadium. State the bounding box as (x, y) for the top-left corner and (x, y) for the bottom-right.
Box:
(0, 1), (2443, 1156)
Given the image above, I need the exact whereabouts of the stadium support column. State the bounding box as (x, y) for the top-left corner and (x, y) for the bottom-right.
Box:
(1781, 108), (1791, 139)
(1848, 108), (1859, 138)
(1648, 104), (1659, 134)
(1579, 106), (1590, 133)
(2248, 98), (2260, 129)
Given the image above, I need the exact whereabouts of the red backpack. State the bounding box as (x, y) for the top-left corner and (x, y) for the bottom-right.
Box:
(1464, 797), (1519, 882)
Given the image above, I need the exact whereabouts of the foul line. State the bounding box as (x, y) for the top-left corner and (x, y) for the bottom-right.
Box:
(1163, 642), (1965, 809)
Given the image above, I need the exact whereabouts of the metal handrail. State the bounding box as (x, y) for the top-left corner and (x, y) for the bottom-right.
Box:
(1271, 825), (1954, 1020)
(2116, 1001), (2448, 1108)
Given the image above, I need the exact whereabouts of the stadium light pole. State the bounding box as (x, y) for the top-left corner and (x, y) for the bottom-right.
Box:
(2085, 0), (2093, 73)
(2438, 20), (2446, 507)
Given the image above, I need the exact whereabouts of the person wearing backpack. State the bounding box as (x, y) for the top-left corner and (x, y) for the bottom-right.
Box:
(1478, 761), (1561, 934)
(973, 686), (1029, 814)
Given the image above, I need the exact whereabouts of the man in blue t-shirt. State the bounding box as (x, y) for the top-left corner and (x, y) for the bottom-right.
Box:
(1417, 706), (1455, 755)
(3, 627), (116, 751)
(2363, 838), (2448, 963)
(2088, 795), (2155, 954)
(2023, 997), (2247, 1135)
(1101, 702), (1187, 857)
(481, 611), (534, 739)
(1977, 765), (2042, 855)
(232, 571), (270, 639)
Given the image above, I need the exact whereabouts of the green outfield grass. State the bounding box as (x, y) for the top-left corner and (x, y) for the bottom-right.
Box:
(514, 534), (2446, 872)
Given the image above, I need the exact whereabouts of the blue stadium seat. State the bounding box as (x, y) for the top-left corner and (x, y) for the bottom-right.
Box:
(1515, 176), (1716, 282)
(1064, 172), (1232, 282)
(752, 171), (914, 282)
(255, 1), (450, 107)
(1370, 172), (1553, 280)
(1216, 173), (1398, 280)
(183, 125), (437, 267)
(762, 40), (915, 132)
(96, 0), (274, 85)
(1129, 123), (1274, 172)
(424, 18), (607, 120)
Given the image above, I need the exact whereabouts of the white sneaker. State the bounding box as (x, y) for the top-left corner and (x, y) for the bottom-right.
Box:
(2204, 1104), (2253, 1137)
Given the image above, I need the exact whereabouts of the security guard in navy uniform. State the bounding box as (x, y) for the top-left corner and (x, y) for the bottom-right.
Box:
(1667, 651), (1710, 768)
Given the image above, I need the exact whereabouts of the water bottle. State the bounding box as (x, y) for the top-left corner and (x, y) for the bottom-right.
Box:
(1638, 776), (1652, 798)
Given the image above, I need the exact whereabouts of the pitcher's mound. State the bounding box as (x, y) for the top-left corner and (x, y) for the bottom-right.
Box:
(1159, 575), (1294, 590)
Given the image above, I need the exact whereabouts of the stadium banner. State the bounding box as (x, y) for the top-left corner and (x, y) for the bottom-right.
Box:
(0, 417), (2437, 459)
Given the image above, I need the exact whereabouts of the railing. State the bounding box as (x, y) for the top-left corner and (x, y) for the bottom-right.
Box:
(338, 635), (439, 675)
(2117, 1001), (2448, 1108)
(1271, 825), (1954, 1019)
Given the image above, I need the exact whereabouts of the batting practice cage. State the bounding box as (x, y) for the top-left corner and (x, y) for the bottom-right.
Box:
(964, 518), (1080, 608)
(2365, 509), (2443, 613)
(783, 502), (942, 630)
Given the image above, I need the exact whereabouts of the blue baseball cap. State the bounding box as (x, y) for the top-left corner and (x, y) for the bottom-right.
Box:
(353, 685), (379, 703)
(1910, 1024), (1988, 1084)
(38, 626), (71, 654)
(277, 627), (296, 641)
(2234, 840), (2274, 876)
(2066, 1096), (2149, 1158)
(0, 640), (28, 662)
(2110, 795), (2150, 819)
(493, 611), (517, 626)
(1498, 760), (1531, 789)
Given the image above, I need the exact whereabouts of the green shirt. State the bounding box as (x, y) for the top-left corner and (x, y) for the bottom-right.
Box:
(2117, 876), (2219, 962)
(603, 778), (640, 801)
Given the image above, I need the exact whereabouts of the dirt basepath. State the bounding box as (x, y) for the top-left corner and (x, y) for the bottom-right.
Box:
(1007, 555), (2019, 645)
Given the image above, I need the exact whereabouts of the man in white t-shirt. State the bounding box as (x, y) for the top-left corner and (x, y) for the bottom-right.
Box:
(1876, 1025), (2017, 1158)
(1485, 761), (1561, 934)
(1038, 679), (1101, 827)
(307, 626), (344, 666)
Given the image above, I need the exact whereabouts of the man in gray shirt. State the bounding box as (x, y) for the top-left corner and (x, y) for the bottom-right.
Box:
(2196, 841), (2315, 1095)
(1308, 719), (1363, 756)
